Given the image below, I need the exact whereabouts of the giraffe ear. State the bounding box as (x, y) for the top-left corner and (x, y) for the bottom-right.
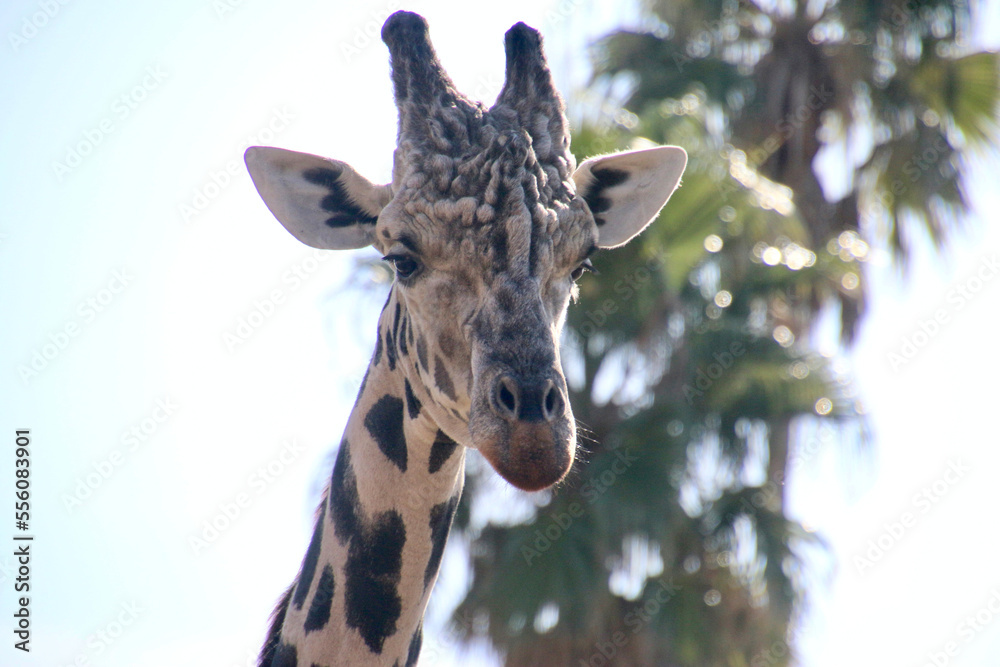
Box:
(244, 146), (392, 250)
(572, 146), (687, 249)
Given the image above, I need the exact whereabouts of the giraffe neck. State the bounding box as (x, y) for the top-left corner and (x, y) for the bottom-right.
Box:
(262, 289), (466, 667)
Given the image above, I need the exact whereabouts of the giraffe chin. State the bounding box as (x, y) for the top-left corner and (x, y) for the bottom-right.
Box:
(476, 421), (576, 492)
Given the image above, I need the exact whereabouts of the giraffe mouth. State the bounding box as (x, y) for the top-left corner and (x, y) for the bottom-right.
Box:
(476, 420), (576, 492)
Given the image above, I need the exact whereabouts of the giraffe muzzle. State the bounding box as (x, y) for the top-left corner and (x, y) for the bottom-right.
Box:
(470, 367), (576, 492)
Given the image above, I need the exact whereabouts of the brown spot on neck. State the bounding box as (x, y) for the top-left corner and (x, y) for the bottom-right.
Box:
(433, 355), (457, 400)
(438, 329), (458, 359)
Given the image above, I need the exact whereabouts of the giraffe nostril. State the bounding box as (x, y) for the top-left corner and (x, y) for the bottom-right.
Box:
(493, 376), (520, 418)
(499, 384), (516, 413)
(542, 380), (563, 421)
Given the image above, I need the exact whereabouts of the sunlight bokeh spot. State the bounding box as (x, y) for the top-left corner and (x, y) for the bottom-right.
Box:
(772, 325), (794, 347)
(533, 603), (559, 634)
(835, 230), (870, 262)
(783, 243), (816, 270)
(762, 246), (782, 265)
(683, 555), (701, 574)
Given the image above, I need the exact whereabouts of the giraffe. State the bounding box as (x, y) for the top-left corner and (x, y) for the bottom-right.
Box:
(244, 11), (686, 667)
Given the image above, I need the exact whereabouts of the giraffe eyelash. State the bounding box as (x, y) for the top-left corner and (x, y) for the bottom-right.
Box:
(382, 254), (420, 280)
(570, 259), (597, 281)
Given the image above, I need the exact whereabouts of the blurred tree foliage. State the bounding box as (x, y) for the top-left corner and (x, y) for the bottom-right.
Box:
(447, 1), (999, 666)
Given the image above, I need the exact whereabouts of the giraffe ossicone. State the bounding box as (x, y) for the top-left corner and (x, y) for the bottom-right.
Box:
(246, 10), (686, 666)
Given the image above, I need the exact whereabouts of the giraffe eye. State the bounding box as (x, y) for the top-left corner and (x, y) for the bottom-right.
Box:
(570, 259), (597, 281)
(383, 254), (419, 280)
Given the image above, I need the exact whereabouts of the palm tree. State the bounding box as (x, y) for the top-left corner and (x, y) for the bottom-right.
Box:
(447, 1), (998, 665)
(598, 0), (999, 337)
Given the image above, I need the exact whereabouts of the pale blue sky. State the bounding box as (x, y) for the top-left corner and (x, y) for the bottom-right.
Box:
(2, 1), (999, 666)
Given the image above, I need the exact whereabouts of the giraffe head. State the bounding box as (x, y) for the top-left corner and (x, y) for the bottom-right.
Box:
(245, 11), (685, 492)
